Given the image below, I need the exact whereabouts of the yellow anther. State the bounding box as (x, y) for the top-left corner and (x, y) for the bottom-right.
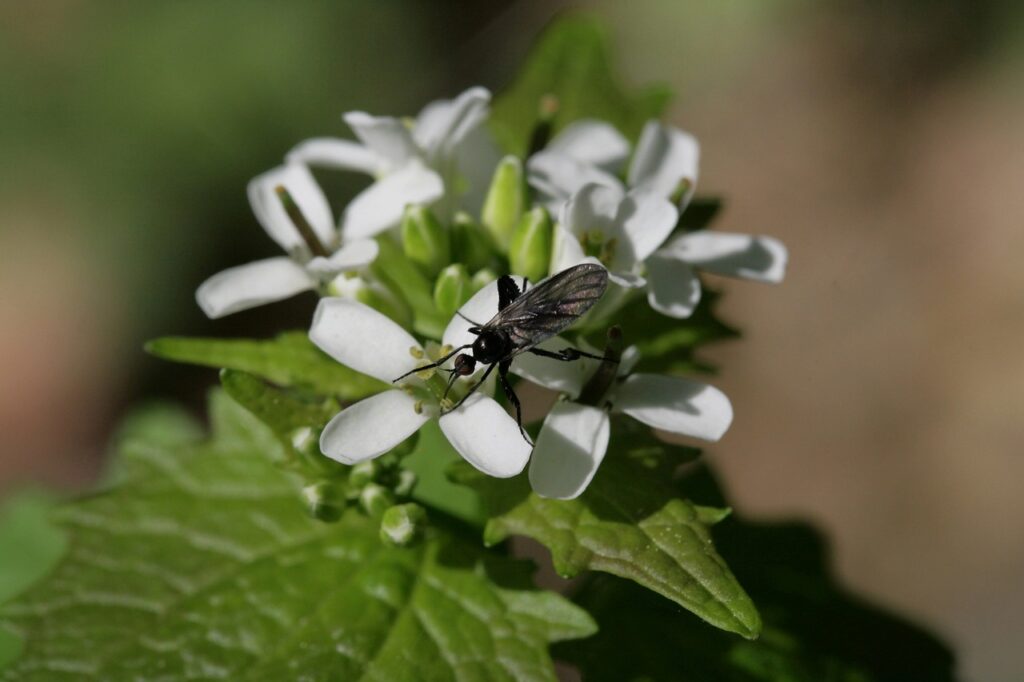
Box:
(409, 346), (425, 359)
(413, 400), (424, 415)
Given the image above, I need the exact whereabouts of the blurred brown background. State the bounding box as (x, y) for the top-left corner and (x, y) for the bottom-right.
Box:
(1, 1), (1022, 679)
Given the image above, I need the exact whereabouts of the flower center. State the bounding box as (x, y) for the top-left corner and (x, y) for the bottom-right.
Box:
(581, 230), (617, 269)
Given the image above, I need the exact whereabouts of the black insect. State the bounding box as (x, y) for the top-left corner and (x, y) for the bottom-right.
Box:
(393, 263), (611, 442)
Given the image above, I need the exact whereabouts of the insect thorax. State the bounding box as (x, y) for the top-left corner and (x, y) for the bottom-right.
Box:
(472, 329), (511, 364)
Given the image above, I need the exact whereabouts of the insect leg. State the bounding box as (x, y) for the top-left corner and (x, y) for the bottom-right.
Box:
(528, 347), (611, 363)
(499, 359), (531, 445)
(392, 344), (473, 383)
(456, 311), (483, 326)
(442, 362), (497, 414)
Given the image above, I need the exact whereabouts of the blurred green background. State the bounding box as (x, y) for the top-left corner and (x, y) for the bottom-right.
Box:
(2, 1), (1023, 680)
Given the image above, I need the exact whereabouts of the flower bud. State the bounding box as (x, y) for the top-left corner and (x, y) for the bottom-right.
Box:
(379, 503), (427, 547)
(451, 211), (495, 271)
(359, 483), (395, 519)
(466, 270), (494, 295)
(393, 469), (418, 498)
(349, 460), (378, 488)
(509, 206), (553, 282)
(481, 156), (526, 251)
(302, 480), (347, 522)
(401, 205), (450, 275)
(433, 264), (471, 318)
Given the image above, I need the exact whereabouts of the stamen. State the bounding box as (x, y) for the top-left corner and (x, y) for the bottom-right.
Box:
(409, 346), (425, 359)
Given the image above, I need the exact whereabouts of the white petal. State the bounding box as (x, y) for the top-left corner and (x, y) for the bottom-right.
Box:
(665, 231), (788, 283)
(616, 190), (679, 262)
(305, 239), (379, 279)
(413, 86), (491, 160)
(342, 112), (419, 170)
(443, 279), (500, 350)
(549, 225), (588, 277)
(452, 123), (503, 216)
(546, 120), (630, 172)
(509, 337), (599, 399)
(309, 297), (422, 383)
(528, 153), (624, 208)
(320, 390), (429, 464)
(607, 269), (646, 289)
(196, 257), (315, 319)
(529, 402), (610, 499)
(340, 161), (444, 240)
(439, 393), (531, 478)
(614, 374), (733, 442)
(285, 137), (381, 174)
(628, 122), (700, 201)
(248, 164), (336, 255)
(646, 251), (702, 318)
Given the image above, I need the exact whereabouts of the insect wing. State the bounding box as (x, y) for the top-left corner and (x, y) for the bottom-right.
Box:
(485, 263), (609, 350)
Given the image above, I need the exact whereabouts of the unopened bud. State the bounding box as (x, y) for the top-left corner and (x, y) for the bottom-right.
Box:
(349, 460), (378, 488)
(393, 469), (418, 498)
(379, 503), (427, 547)
(359, 483), (395, 519)
(481, 156), (526, 251)
(302, 480), (347, 522)
(452, 211), (495, 271)
(509, 206), (552, 282)
(401, 205), (450, 275)
(433, 264), (471, 318)
(471, 268), (498, 293)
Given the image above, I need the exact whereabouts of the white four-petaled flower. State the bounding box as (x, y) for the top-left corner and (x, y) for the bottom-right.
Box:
(444, 278), (734, 499)
(196, 164), (379, 318)
(532, 119), (788, 318)
(308, 296), (533, 479)
(288, 87), (501, 240)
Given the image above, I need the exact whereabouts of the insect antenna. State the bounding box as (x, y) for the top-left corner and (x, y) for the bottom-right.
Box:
(391, 344), (472, 383)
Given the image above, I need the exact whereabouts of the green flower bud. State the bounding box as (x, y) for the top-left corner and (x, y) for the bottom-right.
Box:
(401, 205), (450, 275)
(349, 460), (378, 488)
(433, 264), (471, 318)
(393, 469), (418, 498)
(451, 211), (495, 271)
(471, 268), (498, 293)
(379, 503), (427, 547)
(509, 206), (553, 282)
(481, 156), (526, 251)
(359, 483), (395, 519)
(302, 480), (347, 523)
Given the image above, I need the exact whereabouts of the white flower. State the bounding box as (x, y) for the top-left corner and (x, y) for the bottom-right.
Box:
(308, 297), (532, 478)
(287, 86), (501, 239)
(523, 343), (732, 500)
(196, 164), (379, 319)
(445, 279), (732, 500)
(537, 119), (788, 319)
(528, 119), (699, 211)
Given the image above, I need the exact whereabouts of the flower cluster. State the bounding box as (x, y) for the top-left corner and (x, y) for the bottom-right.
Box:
(197, 86), (787, 501)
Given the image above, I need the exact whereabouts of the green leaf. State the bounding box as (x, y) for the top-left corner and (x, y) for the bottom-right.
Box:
(491, 16), (672, 156)
(146, 331), (386, 400)
(556, 465), (957, 682)
(0, 392), (595, 680)
(0, 492), (66, 669)
(403, 421), (486, 527)
(219, 369), (337, 439)
(454, 418), (760, 639)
